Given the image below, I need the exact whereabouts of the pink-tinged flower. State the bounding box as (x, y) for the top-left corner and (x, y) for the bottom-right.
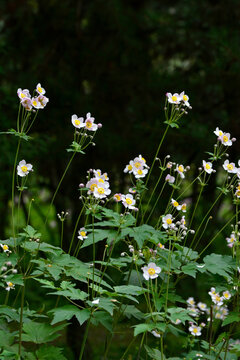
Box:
(71, 114), (85, 129)
(219, 133), (232, 146)
(189, 324), (201, 336)
(133, 167), (148, 179)
(17, 160), (33, 177)
(222, 160), (237, 173)
(181, 203), (187, 212)
(114, 193), (122, 202)
(17, 88), (30, 100)
(171, 198), (182, 210)
(141, 262), (161, 280)
(202, 160), (214, 174)
(36, 83), (46, 95)
(38, 95), (49, 108)
(214, 127), (223, 137)
(226, 233), (236, 247)
(31, 97), (42, 109)
(162, 214), (174, 229)
(124, 161), (134, 174)
(85, 112), (98, 131)
(122, 194), (136, 209)
(180, 91), (190, 107)
(165, 174), (175, 183)
(6, 281), (15, 291)
(166, 92), (181, 105)
(151, 330), (161, 338)
(21, 98), (32, 111)
(222, 290), (231, 300)
(157, 243), (165, 249)
(175, 164), (186, 179)
(93, 184), (111, 199)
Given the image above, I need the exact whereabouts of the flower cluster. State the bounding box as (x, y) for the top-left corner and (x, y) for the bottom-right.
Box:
(86, 169), (111, 199)
(208, 287), (231, 306)
(124, 155), (149, 179)
(17, 83), (49, 111)
(71, 112), (101, 132)
(166, 92), (191, 108)
(113, 193), (138, 211)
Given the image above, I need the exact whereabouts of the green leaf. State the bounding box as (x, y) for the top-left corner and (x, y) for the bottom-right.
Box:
(0, 129), (32, 141)
(19, 225), (41, 239)
(203, 253), (234, 277)
(167, 307), (193, 324)
(80, 229), (119, 249)
(66, 141), (85, 153)
(49, 287), (88, 301)
(88, 298), (116, 316)
(222, 312), (240, 326)
(49, 305), (91, 326)
(21, 321), (66, 344)
(122, 305), (144, 320)
(0, 306), (20, 322)
(114, 285), (146, 296)
(22, 241), (62, 255)
(91, 311), (113, 332)
(122, 224), (155, 248)
(133, 322), (165, 336)
(35, 345), (67, 360)
(181, 263), (197, 278)
(144, 345), (163, 360)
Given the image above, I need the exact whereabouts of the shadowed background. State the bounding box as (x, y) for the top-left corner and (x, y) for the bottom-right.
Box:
(0, 0), (240, 358)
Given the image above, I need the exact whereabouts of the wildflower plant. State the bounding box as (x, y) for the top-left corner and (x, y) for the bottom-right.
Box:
(0, 87), (240, 359)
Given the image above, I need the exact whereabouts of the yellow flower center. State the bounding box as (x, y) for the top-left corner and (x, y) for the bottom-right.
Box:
(32, 100), (37, 106)
(193, 328), (198, 334)
(178, 165), (184, 172)
(172, 96), (177, 102)
(80, 231), (86, 237)
(173, 201), (179, 207)
(182, 204), (186, 210)
(148, 268), (156, 276)
(142, 157), (146, 162)
(37, 86), (43, 93)
(205, 163), (211, 170)
(135, 162), (141, 168)
(166, 218), (172, 225)
(126, 198), (133, 205)
(97, 171), (101, 176)
(137, 169), (143, 175)
(98, 178), (104, 183)
(3, 245), (8, 251)
(20, 93), (26, 98)
(97, 187), (105, 194)
(227, 164), (233, 170)
(223, 135), (228, 142)
(183, 95), (188, 101)
(74, 119), (81, 126)
(224, 293), (229, 298)
(90, 183), (97, 192)
(115, 194), (121, 201)
(86, 121), (92, 128)
(215, 295), (221, 302)
(219, 131), (223, 136)
(8, 282), (13, 287)
(230, 237), (235, 242)
(21, 166), (28, 173)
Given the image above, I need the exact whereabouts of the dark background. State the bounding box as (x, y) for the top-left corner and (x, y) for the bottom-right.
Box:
(0, 1), (240, 357)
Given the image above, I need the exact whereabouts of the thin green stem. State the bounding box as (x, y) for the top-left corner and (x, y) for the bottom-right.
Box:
(12, 139), (21, 241)
(78, 316), (91, 360)
(18, 282), (25, 356)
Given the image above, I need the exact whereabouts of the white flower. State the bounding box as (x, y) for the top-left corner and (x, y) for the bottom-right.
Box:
(214, 127), (224, 137)
(202, 160), (213, 174)
(162, 214), (174, 229)
(197, 302), (207, 311)
(219, 133), (232, 146)
(21, 98), (32, 111)
(86, 178), (99, 194)
(189, 324), (201, 336)
(133, 156), (146, 170)
(114, 193), (122, 202)
(38, 95), (49, 108)
(187, 297), (195, 306)
(6, 282), (15, 291)
(92, 298), (100, 305)
(180, 91), (190, 107)
(222, 291), (231, 300)
(226, 233), (236, 248)
(141, 262), (161, 280)
(122, 194), (136, 209)
(175, 164), (185, 179)
(71, 114), (85, 129)
(133, 167), (148, 179)
(151, 330), (161, 338)
(166, 92), (181, 105)
(174, 319), (181, 325)
(93, 169), (109, 181)
(93, 184), (111, 199)
(181, 203), (187, 212)
(124, 161), (134, 174)
(165, 174), (175, 184)
(85, 112), (98, 131)
(208, 287), (216, 296)
(0, 244), (10, 253)
(211, 293), (224, 306)
(78, 228), (87, 241)
(188, 307), (199, 317)
(31, 97), (42, 109)
(17, 160), (33, 177)
(171, 199), (182, 210)
(157, 243), (165, 249)
(17, 88), (30, 100)
(222, 160), (237, 173)
(181, 215), (187, 227)
(36, 83), (46, 95)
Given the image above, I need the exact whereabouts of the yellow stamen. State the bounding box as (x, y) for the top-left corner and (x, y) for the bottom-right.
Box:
(90, 184), (97, 192)
(74, 119), (81, 126)
(86, 121), (92, 128)
(166, 218), (172, 225)
(97, 187), (105, 194)
(126, 198), (133, 205)
(148, 268), (156, 276)
(178, 165), (184, 172)
(223, 135), (228, 142)
(172, 95), (177, 102)
(80, 231), (86, 237)
(183, 95), (188, 101)
(21, 166), (28, 173)
(173, 201), (179, 207)
(3, 245), (8, 251)
(205, 163), (211, 170)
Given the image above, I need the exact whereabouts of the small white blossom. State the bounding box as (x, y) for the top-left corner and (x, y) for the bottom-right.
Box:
(189, 324), (201, 336)
(151, 330), (161, 338)
(141, 262), (161, 281)
(175, 164), (186, 179)
(223, 160), (237, 173)
(71, 114), (85, 129)
(214, 127), (223, 137)
(222, 290), (231, 300)
(166, 92), (181, 105)
(78, 228), (88, 241)
(171, 199), (182, 210)
(202, 160), (213, 174)
(92, 298), (100, 304)
(36, 83), (46, 95)
(122, 194), (136, 210)
(85, 113), (98, 131)
(17, 160), (33, 177)
(165, 174), (175, 183)
(6, 282), (15, 291)
(162, 214), (174, 229)
(219, 133), (233, 146)
(0, 244), (10, 253)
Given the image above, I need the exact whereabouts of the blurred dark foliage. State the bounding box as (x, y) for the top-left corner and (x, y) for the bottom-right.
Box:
(0, 1), (240, 357)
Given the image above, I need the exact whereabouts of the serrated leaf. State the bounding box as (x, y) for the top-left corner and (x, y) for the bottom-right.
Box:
(203, 253), (233, 277)
(80, 229), (119, 249)
(35, 345), (67, 360)
(167, 307), (193, 324)
(133, 322), (165, 336)
(21, 321), (66, 344)
(222, 312), (240, 326)
(114, 285), (146, 296)
(49, 305), (90, 326)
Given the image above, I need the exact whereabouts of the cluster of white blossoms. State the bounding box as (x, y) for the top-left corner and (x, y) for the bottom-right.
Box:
(171, 199), (187, 212)
(166, 91), (191, 108)
(17, 160), (33, 177)
(142, 262), (161, 281)
(187, 297), (208, 319)
(208, 287), (231, 306)
(86, 169), (111, 199)
(124, 155), (149, 179)
(212, 304), (229, 320)
(71, 112), (101, 132)
(226, 232), (237, 248)
(113, 192), (138, 211)
(17, 84), (49, 111)
(214, 127), (235, 147)
(161, 214), (189, 239)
